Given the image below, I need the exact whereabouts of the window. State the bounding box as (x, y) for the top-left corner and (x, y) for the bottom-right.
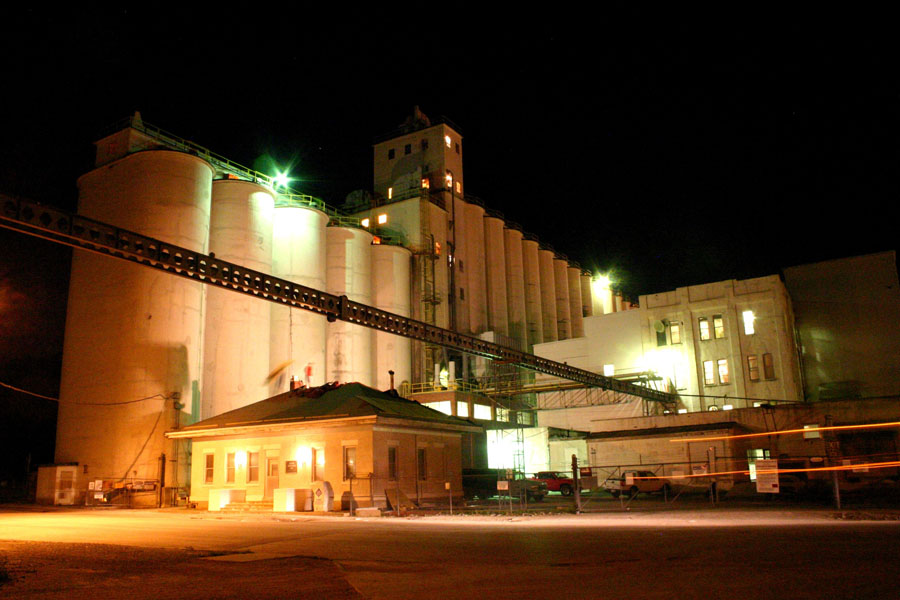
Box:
(703, 360), (715, 385)
(742, 310), (756, 335)
(763, 353), (775, 379)
(247, 451), (259, 483)
(388, 446), (398, 481)
(421, 178), (430, 189)
(417, 448), (427, 480)
(747, 355), (760, 382)
(496, 407), (508, 422)
(377, 213), (387, 225)
(670, 322), (682, 344)
(226, 452), (235, 483)
(444, 135), (452, 148)
(421, 139), (428, 150)
(445, 170), (453, 188)
(459, 287), (465, 300)
(387, 187), (393, 200)
(205, 454), (214, 483)
(656, 328), (667, 347)
(455, 142), (460, 154)
(717, 358), (730, 384)
(455, 181), (461, 193)
(457, 401), (469, 417)
(404, 143), (411, 155)
(699, 317), (710, 341)
(312, 448), (323, 481)
(343, 446), (356, 480)
(361, 217), (370, 228)
(713, 314), (725, 339)
(388, 148), (395, 160)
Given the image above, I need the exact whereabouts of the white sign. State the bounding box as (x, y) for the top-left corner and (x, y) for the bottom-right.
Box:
(755, 459), (780, 493)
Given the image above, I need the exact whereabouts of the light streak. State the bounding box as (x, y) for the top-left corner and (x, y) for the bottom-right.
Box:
(628, 460), (900, 480)
(670, 421), (900, 443)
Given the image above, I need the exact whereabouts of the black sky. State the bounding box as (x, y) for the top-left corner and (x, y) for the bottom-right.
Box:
(1, 10), (898, 357)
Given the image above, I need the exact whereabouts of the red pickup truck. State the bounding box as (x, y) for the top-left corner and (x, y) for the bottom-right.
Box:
(529, 471), (577, 496)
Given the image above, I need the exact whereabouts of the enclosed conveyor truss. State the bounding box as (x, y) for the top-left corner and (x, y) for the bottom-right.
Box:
(1, 196), (676, 408)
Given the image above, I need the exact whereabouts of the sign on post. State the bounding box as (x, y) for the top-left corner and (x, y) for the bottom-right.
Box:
(755, 458), (780, 493)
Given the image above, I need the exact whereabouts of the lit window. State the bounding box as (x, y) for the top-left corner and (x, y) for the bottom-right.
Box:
(670, 322), (682, 344)
(444, 135), (452, 148)
(387, 187), (393, 200)
(247, 451), (259, 483)
(434, 241), (441, 256)
(361, 217), (370, 228)
(421, 178), (430, 189)
(457, 401), (469, 417)
(404, 143), (411, 155)
(742, 310), (755, 335)
(377, 213), (387, 225)
(717, 358), (730, 384)
(703, 360), (715, 385)
(713, 315), (725, 339)
(205, 454), (214, 483)
(445, 171), (453, 188)
(388, 148), (395, 160)
(763, 353), (775, 379)
(388, 446), (398, 480)
(226, 452), (235, 483)
(496, 407), (508, 422)
(699, 317), (710, 341)
(455, 181), (461, 193)
(473, 404), (491, 420)
(418, 448), (427, 480)
(747, 355), (760, 381)
(343, 446), (356, 480)
(603, 364), (615, 377)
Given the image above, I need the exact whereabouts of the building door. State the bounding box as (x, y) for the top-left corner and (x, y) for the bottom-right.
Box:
(265, 458), (279, 499)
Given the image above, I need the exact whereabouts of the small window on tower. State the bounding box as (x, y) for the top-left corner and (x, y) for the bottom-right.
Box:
(742, 310), (755, 335)
(445, 171), (453, 188)
(699, 317), (710, 341)
(459, 287), (465, 300)
(378, 213), (387, 225)
(388, 148), (395, 160)
(713, 314), (725, 339)
(455, 142), (460, 154)
(404, 143), (411, 155)
(455, 181), (461, 193)
(387, 187), (393, 200)
(421, 139), (428, 150)
(444, 135), (452, 148)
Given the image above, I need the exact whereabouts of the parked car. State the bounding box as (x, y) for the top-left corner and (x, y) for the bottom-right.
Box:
(463, 468), (548, 501)
(529, 471), (578, 496)
(603, 470), (671, 498)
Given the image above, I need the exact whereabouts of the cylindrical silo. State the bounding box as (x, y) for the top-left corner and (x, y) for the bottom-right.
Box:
(450, 196), (470, 335)
(538, 246), (558, 342)
(553, 255), (572, 340)
(580, 271), (594, 319)
(326, 226), (374, 385)
(203, 180), (274, 417)
(521, 234), (544, 348)
(270, 200), (329, 393)
(56, 149), (212, 489)
(371, 243), (412, 391)
(504, 224), (527, 350)
(464, 198), (488, 335)
(567, 263), (585, 338)
(483, 211), (508, 337)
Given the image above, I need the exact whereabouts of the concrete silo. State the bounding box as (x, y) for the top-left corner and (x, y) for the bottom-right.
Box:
(504, 224), (527, 349)
(483, 211), (508, 337)
(371, 243), (412, 391)
(463, 197), (488, 335)
(326, 225), (374, 385)
(580, 271), (594, 319)
(538, 246), (558, 342)
(202, 180), (274, 417)
(270, 199), (329, 392)
(567, 263), (585, 338)
(553, 255), (572, 340)
(521, 234), (544, 348)
(56, 148), (213, 489)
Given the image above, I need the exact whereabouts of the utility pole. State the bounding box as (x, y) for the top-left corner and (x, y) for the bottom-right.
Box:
(572, 454), (582, 514)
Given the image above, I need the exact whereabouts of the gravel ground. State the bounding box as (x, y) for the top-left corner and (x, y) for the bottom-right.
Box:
(0, 541), (363, 599)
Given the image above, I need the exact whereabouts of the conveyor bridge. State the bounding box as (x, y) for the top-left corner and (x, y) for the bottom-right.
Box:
(0, 196), (677, 408)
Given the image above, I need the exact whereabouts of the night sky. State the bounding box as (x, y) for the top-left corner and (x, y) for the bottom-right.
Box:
(1, 10), (898, 478)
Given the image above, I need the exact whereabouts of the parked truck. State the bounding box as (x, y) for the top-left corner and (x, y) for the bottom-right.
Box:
(462, 468), (547, 501)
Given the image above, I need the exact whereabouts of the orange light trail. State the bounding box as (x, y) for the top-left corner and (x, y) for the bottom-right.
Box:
(629, 460), (900, 480)
(669, 420), (900, 443)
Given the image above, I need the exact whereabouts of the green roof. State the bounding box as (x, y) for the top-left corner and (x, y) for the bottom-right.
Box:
(179, 382), (481, 433)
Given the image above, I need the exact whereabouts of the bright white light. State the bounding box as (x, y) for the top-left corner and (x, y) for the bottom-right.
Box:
(387, 187), (393, 199)
(361, 218), (370, 228)
(444, 135), (452, 148)
(377, 213), (387, 225)
(677, 408), (688, 414)
(274, 171), (291, 189)
(295, 446), (312, 465)
(742, 310), (756, 335)
(603, 364), (615, 377)
(723, 404), (734, 411)
(235, 450), (247, 468)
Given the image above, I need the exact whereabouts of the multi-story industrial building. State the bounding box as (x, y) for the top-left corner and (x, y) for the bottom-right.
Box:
(49, 109), (620, 503)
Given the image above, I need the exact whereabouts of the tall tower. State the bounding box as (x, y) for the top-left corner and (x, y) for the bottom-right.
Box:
(350, 107), (470, 384)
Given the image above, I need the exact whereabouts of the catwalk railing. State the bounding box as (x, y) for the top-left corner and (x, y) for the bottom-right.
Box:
(0, 196), (676, 407)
